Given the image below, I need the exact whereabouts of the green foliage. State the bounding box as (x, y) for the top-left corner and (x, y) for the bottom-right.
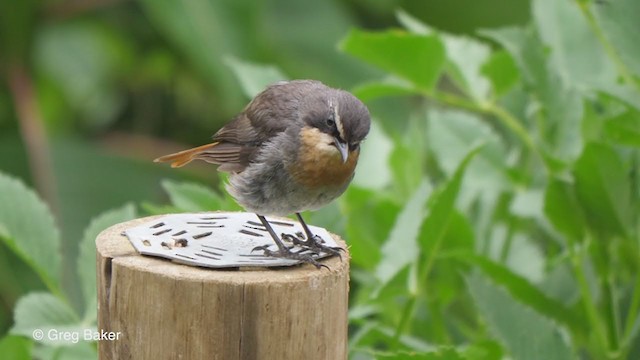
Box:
(161, 179), (241, 213)
(77, 204), (136, 323)
(11, 293), (81, 345)
(340, 29), (446, 91)
(375, 181), (431, 285)
(0, 172), (136, 358)
(1, 0), (639, 359)
(338, 2), (640, 359)
(0, 173), (61, 291)
(224, 56), (289, 99)
(467, 272), (573, 360)
(0, 335), (31, 360)
(574, 143), (632, 238)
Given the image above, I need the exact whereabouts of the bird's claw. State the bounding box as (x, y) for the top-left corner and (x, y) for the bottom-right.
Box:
(252, 244), (328, 269)
(251, 244), (295, 253)
(281, 232), (344, 261)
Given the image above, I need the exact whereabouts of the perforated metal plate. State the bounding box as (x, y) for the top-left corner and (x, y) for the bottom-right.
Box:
(123, 212), (338, 268)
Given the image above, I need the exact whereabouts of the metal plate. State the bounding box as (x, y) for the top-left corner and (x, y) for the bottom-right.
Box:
(123, 212), (338, 268)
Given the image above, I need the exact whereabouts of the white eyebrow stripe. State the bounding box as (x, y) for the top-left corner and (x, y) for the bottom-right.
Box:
(333, 100), (345, 141)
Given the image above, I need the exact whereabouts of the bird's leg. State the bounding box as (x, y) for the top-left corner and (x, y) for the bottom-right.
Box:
(293, 213), (344, 258)
(251, 214), (327, 269)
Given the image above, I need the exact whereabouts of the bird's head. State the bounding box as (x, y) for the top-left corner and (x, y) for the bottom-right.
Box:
(301, 89), (371, 163)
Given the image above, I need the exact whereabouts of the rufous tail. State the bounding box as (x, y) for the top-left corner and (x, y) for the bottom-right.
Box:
(153, 142), (219, 168)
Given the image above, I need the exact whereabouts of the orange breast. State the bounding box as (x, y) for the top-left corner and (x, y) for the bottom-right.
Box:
(288, 127), (359, 188)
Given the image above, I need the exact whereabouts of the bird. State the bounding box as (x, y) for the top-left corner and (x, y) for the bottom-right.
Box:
(154, 79), (371, 267)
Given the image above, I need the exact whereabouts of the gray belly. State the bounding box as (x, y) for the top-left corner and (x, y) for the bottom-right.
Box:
(225, 161), (349, 216)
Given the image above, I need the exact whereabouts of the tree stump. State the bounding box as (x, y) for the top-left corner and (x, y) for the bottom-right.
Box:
(96, 215), (350, 360)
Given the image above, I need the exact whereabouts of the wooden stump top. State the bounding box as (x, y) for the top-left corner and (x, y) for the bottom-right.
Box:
(97, 215), (348, 280)
(96, 214), (350, 360)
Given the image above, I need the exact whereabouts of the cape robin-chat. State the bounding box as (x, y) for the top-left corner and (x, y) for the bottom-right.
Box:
(155, 80), (370, 267)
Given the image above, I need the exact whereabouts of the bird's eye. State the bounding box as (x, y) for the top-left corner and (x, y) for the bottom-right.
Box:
(351, 142), (360, 151)
(326, 118), (335, 127)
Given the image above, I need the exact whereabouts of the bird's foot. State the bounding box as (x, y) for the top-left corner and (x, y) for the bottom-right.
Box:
(281, 232), (344, 260)
(251, 244), (328, 269)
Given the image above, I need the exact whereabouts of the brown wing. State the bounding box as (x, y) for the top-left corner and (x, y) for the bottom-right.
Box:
(155, 80), (324, 172)
(214, 80), (322, 143)
(206, 81), (319, 167)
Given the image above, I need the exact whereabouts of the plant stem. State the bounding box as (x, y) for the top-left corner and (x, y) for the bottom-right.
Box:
(7, 63), (59, 217)
(602, 275), (621, 355)
(392, 216), (452, 346)
(575, 0), (640, 93)
(392, 296), (417, 348)
(485, 103), (537, 153)
(424, 89), (545, 171)
(622, 150), (640, 355)
(621, 273), (640, 352)
(570, 237), (610, 355)
(499, 219), (517, 263)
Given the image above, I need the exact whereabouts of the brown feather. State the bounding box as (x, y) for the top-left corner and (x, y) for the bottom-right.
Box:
(154, 142), (219, 168)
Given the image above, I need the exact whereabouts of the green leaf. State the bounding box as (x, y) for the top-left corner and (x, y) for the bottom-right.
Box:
(599, 84), (640, 112)
(399, 149), (479, 346)
(461, 340), (503, 360)
(11, 292), (83, 346)
(342, 187), (400, 269)
(544, 178), (586, 241)
(593, 0), (640, 78)
(389, 143), (423, 200)
(366, 347), (466, 360)
(0, 172), (61, 289)
(504, 234), (545, 283)
(32, 341), (97, 360)
(375, 181), (431, 286)
(418, 147), (481, 270)
(389, 119), (428, 199)
(0, 335), (31, 360)
(224, 56), (288, 99)
(480, 27), (544, 90)
(372, 265), (413, 319)
(467, 272), (573, 360)
(439, 211), (475, 252)
(540, 264), (580, 306)
(427, 108), (508, 207)
(574, 142), (631, 237)
(77, 203), (136, 323)
(441, 35), (491, 101)
(532, 0), (617, 88)
(351, 77), (419, 102)
(481, 50), (520, 97)
(604, 109), (640, 147)
(352, 121), (393, 190)
(339, 29), (446, 91)
(162, 179), (240, 212)
(455, 252), (586, 336)
(481, 26), (584, 162)
(425, 211), (474, 304)
(395, 10), (490, 101)
(510, 189), (544, 220)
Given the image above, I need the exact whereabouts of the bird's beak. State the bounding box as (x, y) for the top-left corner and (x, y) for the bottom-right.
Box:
(333, 137), (349, 163)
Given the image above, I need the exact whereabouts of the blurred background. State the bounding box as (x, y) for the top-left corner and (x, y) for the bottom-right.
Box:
(0, 0), (528, 325)
(2, 0), (639, 358)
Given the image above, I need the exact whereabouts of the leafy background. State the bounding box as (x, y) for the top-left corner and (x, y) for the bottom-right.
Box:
(0, 0), (639, 359)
